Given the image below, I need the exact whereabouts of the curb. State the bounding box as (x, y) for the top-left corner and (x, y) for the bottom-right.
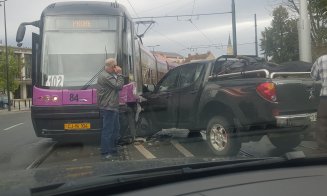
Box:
(0, 109), (31, 114)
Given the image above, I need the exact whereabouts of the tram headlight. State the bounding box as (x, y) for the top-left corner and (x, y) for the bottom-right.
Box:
(38, 95), (59, 102)
(43, 95), (51, 102)
(52, 96), (58, 102)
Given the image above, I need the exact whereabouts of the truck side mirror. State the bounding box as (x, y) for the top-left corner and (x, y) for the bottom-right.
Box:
(16, 24), (26, 45)
(143, 84), (155, 93)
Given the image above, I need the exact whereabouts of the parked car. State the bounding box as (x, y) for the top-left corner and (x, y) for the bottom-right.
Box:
(0, 93), (9, 109)
(139, 56), (320, 156)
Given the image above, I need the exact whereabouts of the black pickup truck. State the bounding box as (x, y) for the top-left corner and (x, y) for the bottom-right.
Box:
(139, 56), (320, 156)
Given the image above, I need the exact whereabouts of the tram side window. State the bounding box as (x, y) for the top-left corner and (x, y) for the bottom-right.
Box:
(134, 42), (143, 94)
(124, 20), (134, 82)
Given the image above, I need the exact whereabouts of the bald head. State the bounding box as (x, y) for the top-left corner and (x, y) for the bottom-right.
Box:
(105, 58), (117, 73)
(105, 58), (117, 68)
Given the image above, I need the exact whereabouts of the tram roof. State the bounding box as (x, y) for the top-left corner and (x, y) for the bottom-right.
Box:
(41, 1), (131, 18)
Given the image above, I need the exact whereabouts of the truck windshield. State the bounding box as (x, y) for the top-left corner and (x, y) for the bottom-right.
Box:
(41, 16), (118, 87)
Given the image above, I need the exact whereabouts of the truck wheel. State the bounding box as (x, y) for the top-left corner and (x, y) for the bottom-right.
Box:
(206, 116), (241, 156)
(268, 133), (302, 151)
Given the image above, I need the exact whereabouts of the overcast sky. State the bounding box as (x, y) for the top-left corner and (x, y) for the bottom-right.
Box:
(0, 0), (283, 57)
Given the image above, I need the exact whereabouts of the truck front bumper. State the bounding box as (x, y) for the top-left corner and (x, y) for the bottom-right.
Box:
(275, 113), (317, 127)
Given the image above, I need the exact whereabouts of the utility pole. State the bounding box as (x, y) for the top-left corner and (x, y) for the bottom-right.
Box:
(254, 14), (258, 57)
(0, 0), (10, 111)
(298, 0), (312, 63)
(231, 0), (237, 56)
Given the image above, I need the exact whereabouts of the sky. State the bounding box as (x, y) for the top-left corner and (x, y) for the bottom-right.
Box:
(0, 0), (284, 57)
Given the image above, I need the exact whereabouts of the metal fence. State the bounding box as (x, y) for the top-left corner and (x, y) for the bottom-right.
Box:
(12, 98), (32, 110)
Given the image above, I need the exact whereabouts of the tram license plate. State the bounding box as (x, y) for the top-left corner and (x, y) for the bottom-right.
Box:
(64, 123), (91, 130)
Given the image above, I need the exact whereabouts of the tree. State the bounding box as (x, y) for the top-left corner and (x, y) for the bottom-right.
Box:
(260, 6), (299, 63)
(0, 48), (21, 94)
(283, 0), (327, 58)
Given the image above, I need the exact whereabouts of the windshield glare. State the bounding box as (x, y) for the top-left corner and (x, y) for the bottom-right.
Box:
(41, 16), (117, 87)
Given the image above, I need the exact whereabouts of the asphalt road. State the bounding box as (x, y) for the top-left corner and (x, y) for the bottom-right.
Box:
(0, 110), (321, 171)
(0, 111), (54, 170)
(39, 129), (321, 169)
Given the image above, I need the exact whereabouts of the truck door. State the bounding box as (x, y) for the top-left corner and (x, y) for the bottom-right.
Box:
(147, 67), (180, 129)
(177, 63), (205, 127)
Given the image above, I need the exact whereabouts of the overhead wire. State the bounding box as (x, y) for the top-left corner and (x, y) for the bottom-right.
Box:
(124, 0), (191, 50)
(125, 0), (236, 55)
(125, 0), (139, 17)
(187, 0), (217, 47)
(188, 19), (213, 45)
(150, 28), (189, 49)
(133, 12), (231, 20)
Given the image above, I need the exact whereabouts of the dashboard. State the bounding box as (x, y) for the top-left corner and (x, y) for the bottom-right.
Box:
(120, 165), (326, 196)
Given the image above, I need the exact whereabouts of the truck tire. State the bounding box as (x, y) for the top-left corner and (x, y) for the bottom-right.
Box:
(206, 116), (241, 156)
(268, 133), (302, 151)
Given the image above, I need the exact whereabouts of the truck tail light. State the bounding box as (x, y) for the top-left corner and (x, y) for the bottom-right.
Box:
(256, 82), (277, 103)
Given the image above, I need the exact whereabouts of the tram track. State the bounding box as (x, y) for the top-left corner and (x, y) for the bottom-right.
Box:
(26, 142), (57, 170)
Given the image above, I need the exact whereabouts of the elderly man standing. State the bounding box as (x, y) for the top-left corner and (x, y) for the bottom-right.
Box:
(311, 55), (327, 150)
(97, 58), (124, 159)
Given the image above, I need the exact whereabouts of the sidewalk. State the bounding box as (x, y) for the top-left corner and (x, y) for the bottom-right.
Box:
(0, 99), (31, 114)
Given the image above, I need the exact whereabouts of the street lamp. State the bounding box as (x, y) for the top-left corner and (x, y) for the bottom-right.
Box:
(0, 0), (10, 111)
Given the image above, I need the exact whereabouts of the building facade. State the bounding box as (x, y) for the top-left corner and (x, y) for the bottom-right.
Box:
(184, 51), (216, 63)
(0, 45), (32, 99)
(152, 51), (185, 64)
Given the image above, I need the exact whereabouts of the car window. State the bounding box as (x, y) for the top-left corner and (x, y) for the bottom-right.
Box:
(179, 64), (204, 88)
(157, 68), (179, 92)
(212, 60), (245, 75)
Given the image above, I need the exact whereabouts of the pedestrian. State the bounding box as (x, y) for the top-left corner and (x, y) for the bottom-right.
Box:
(97, 58), (124, 159)
(311, 55), (327, 149)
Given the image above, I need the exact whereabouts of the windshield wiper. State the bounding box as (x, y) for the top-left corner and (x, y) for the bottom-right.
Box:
(81, 66), (104, 90)
(29, 157), (268, 195)
(81, 46), (108, 90)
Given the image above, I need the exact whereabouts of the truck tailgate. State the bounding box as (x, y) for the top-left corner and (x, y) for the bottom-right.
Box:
(275, 79), (320, 114)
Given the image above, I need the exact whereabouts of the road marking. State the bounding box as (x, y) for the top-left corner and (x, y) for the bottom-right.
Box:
(26, 142), (56, 170)
(3, 123), (24, 131)
(134, 144), (156, 159)
(171, 140), (194, 157)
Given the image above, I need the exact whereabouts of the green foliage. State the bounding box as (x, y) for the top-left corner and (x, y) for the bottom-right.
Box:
(283, 0), (327, 60)
(0, 48), (21, 93)
(260, 6), (299, 63)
